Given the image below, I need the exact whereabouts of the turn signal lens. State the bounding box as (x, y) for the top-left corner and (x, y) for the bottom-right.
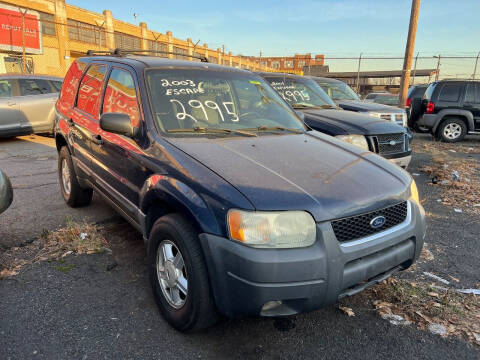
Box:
(409, 179), (420, 205)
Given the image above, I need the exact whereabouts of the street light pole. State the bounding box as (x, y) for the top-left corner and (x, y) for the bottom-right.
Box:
(435, 54), (441, 81)
(398, 0), (421, 108)
(356, 52), (362, 94)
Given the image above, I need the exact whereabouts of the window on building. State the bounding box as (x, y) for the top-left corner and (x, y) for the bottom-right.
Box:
(271, 61), (280, 69)
(284, 60), (294, 69)
(76, 64), (107, 116)
(208, 56), (218, 64)
(147, 40), (167, 56)
(298, 60), (306, 68)
(172, 46), (188, 59)
(38, 11), (56, 36)
(68, 19), (106, 45)
(19, 78), (51, 95)
(260, 61), (268, 67)
(438, 83), (461, 102)
(102, 68), (140, 127)
(114, 31), (141, 50)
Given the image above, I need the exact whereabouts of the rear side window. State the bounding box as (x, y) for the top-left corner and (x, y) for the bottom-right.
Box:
(51, 80), (63, 92)
(438, 83), (461, 102)
(76, 64), (107, 117)
(102, 68), (140, 127)
(19, 79), (51, 96)
(423, 83), (436, 100)
(60, 60), (87, 106)
(412, 86), (426, 98)
(0, 79), (13, 98)
(466, 84), (480, 103)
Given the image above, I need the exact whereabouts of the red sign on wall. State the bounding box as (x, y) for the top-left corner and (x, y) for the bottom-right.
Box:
(0, 4), (42, 54)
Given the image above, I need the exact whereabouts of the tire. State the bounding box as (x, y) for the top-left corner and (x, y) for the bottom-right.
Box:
(436, 118), (467, 143)
(148, 213), (218, 332)
(58, 146), (93, 207)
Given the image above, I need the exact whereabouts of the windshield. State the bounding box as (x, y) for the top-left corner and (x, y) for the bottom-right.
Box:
(316, 80), (360, 101)
(145, 69), (305, 135)
(372, 95), (399, 106)
(263, 76), (336, 109)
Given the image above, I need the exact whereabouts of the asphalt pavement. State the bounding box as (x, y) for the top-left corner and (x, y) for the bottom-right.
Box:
(0, 135), (119, 249)
(1, 134), (479, 359)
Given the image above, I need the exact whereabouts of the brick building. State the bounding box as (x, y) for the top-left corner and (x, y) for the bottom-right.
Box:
(0, 0), (269, 77)
(253, 54), (325, 75)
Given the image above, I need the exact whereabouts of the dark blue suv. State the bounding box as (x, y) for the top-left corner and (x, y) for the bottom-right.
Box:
(55, 51), (425, 331)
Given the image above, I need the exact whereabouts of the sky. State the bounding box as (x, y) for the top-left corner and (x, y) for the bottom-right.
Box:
(68, 0), (480, 78)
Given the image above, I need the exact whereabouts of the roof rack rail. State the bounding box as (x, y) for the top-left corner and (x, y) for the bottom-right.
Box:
(439, 78), (479, 82)
(86, 48), (208, 62)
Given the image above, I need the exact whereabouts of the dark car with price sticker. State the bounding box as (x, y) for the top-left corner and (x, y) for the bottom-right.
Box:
(54, 49), (426, 331)
(258, 72), (412, 168)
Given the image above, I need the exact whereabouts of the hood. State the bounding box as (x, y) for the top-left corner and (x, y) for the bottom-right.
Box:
(167, 133), (411, 222)
(301, 108), (406, 135)
(337, 100), (405, 113)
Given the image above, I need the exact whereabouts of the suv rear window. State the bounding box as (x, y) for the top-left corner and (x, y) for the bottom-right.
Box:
(438, 83), (461, 102)
(423, 83), (437, 100)
(76, 64), (107, 116)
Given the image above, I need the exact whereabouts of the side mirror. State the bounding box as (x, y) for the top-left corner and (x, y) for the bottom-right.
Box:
(0, 169), (13, 214)
(295, 110), (305, 121)
(100, 113), (138, 138)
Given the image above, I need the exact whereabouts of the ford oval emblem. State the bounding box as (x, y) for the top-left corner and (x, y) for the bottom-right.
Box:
(389, 140), (397, 146)
(370, 215), (386, 229)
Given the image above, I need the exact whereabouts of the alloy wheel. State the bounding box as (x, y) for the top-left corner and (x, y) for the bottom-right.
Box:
(61, 159), (71, 196)
(443, 123), (462, 140)
(156, 240), (188, 309)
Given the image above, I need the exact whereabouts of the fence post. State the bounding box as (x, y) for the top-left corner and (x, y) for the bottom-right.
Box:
(140, 22), (148, 51)
(103, 10), (115, 49)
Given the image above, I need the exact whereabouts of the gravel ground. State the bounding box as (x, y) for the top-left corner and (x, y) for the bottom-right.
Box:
(1, 133), (479, 359)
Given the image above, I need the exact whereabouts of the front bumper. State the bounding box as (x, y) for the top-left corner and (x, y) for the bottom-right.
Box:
(199, 200), (425, 317)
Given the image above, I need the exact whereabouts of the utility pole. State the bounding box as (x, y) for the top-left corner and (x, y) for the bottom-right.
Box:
(398, 0), (421, 108)
(19, 7), (28, 74)
(473, 51), (479, 80)
(435, 54), (441, 81)
(411, 52), (419, 85)
(356, 52), (362, 94)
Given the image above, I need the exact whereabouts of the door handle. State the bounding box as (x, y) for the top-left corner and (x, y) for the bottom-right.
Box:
(91, 134), (104, 145)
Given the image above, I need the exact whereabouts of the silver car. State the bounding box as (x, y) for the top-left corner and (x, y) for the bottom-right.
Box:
(0, 75), (63, 137)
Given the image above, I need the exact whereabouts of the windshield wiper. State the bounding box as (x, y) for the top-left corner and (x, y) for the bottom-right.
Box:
(167, 126), (257, 137)
(240, 125), (303, 134)
(291, 103), (335, 110)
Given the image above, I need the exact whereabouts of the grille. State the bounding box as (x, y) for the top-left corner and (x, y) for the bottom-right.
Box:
(331, 202), (408, 242)
(370, 133), (406, 155)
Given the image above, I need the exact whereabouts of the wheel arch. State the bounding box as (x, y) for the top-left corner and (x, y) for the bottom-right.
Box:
(140, 175), (221, 241)
(433, 110), (474, 134)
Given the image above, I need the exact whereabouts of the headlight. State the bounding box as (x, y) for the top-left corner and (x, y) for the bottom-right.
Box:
(335, 134), (369, 151)
(367, 112), (382, 118)
(227, 210), (316, 248)
(409, 179), (420, 204)
(401, 113), (407, 127)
